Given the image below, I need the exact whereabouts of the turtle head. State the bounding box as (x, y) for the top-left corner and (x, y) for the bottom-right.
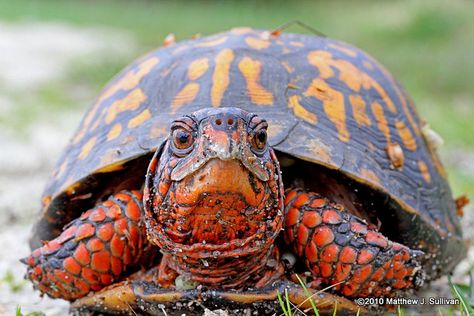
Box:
(144, 107), (284, 258)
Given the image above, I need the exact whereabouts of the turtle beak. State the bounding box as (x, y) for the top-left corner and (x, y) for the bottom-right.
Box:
(170, 114), (270, 181)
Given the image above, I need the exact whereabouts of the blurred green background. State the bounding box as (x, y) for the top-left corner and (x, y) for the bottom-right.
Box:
(1, 0), (473, 198)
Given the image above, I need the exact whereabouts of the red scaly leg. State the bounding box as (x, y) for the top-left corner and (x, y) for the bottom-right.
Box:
(22, 190), (148, 300)
(284, 189), (424, 297)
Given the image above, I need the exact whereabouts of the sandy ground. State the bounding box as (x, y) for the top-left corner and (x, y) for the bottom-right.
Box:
(0, 21), (472, 316)
(0, 21), (135, 315)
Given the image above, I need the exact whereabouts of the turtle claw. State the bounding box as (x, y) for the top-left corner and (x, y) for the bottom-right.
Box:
(71, 282), (138, 315)
(71, 279), (366, 315)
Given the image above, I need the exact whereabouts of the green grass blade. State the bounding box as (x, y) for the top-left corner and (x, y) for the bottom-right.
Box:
(332, 301), (338, 316)
(397, 304), (406, 316)
(449, 276), (473, 316)
(277, 290), (289, 316)
(469, 271), (474, 301)
(295, 274), (320, 316)
(285, 288), (293, 316)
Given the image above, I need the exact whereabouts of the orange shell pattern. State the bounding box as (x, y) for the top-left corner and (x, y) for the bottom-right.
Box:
(36, 28), (462, 270)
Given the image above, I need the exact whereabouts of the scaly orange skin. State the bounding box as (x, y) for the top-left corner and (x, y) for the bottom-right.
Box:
(23, 108), (423, 305)
(284, 189), (423, 298)
(23, 191), (149, 300)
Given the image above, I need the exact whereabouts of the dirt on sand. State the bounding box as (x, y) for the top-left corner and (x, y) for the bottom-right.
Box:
(0, 21), (134, 315)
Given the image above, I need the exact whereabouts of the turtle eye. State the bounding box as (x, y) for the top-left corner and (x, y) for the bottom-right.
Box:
(252, 128), (267, 151)
(172, 128), (193, 150)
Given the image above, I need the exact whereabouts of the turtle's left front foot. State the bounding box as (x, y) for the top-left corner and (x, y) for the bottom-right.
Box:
(284, 189), (425, 297)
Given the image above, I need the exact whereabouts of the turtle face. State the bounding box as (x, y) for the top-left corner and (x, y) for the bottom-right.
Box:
(144, 107), (284, 259)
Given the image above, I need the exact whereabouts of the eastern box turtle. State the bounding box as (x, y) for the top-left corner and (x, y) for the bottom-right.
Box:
(23, 28), (467, 315)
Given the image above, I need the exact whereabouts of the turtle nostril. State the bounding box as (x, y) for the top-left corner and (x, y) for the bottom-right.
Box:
(215, 118), (222, 125)
(227, 118), (234, 125)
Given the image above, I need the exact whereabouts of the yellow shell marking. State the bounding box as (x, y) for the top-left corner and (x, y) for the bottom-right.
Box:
(308, 139), (334, 166)
(188, 58), (209, 81)
(371, 101), (391, 143)
(365, 77), (397, 114)
(418, 160), (431, 183)
(401, 97), (420, 136)
(97, 156), (127, 173)
(120, 135), (135, 146)
(375, 60), (420, 135)
(328, 43), (358, 58)
(78, 137), (97, 160)
(367, 141), (376, 152)
(360, 168), (381, 185)
(105, 88), (147, 124)
(288, 95), (317, 124)
(362, 60), (374, 70)
(305, 78), (349, 142)
(335, 59), (364, 92)
(238, 57), (273, 105)
(55, 159), (68, 179)
(172, 45), (190, 56)
(172, 83), (200, 111)
(393, 80), (420, 136)
(386, 142), (405, 169)
(231, 27), (253, 35)
(307, 51), (334, 79)
(128, 109), (151, 128)
(196, 36), (228, 48)
(305, 47), (397, 141)
(289, 41), (304, 47)
(41, 195), (52, 208)
(107, 123), (122, 141)
(100, 57), (159, 103)
(245, 37), (270, 50)
(349, 95), (371, 127)
(395, 120), (417, 151)
(281, 61), (294, 73)
(307, 49), (398, 137)
(432, 151), (447, 178)
(72, 129), (86, 144)
(91, 108), (106, 132)
(211, 49), (235, 107)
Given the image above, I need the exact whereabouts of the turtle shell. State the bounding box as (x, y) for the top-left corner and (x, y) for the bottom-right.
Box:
(32, 28), (465, 278)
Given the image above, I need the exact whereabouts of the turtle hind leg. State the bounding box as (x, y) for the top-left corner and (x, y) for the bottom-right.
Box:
(21, 190), (150, 300)
(283, 189), (425, 298)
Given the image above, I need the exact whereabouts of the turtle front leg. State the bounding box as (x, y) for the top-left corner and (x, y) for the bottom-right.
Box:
(284, 189), (425, 297)
(22, 190), (150, 300)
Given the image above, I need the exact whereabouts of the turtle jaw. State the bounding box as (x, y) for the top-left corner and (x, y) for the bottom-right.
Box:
(167, 158), (268, 245)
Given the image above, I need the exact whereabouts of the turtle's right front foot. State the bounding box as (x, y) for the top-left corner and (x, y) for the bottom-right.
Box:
(21, 190), (146, 300)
